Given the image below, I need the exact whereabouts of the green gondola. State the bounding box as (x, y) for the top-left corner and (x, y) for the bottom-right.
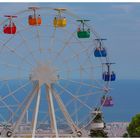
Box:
(77, 30), (90, 38)
(77, 19), (90, 38)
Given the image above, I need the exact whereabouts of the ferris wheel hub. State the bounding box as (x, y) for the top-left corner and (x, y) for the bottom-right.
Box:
(30, 62), (58, 86)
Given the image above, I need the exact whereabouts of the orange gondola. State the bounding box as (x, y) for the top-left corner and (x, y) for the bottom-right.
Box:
(28, 7), (42, 26)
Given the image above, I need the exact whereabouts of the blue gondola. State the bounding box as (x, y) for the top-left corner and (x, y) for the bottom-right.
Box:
(102, 71), (116, 81)
(111, 72), (116, 81)
(94, 47), (107, 57)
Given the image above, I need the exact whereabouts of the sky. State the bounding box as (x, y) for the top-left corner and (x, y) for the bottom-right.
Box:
(0, 2), (140, 79)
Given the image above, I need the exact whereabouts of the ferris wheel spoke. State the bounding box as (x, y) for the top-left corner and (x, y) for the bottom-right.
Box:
(0, 35), (35, 71)
(76, 90), (102, 98)
(63, 45), (91, 65)
(0, 24), (33, 53)
(36, 24), (43, 55)
(51, 31), (77, 64)
(56, 82), (92, 111)
(46, 28), (56, 61)
(56, 61), (105, 90)
(61, 20), (108, 68)
(5, 81), (20, 104)
(34, 94), (75, 115)
(16, 19), (46, 61)
(57, 55), (104, 91)
(16, 17), (36, 33)
(12, 82), (39, 136)
(60, 89), (102, 126)
(85, 56), (106, 89)
(56, 64), (102, 73)
(52, 89), (80, 135)
(57, 78), (103, 101)
(39, 97), (75, 124)
(7, 86), (34, 124)
(0, 113), (7, 122)
(0, 81), (31, 101)
(0, 104), (18, 109)
(80, 111), (99, 131)
(0, 35), (16, 54)
(79, 105), (104, 131)
(0, 99), (14, 114)
(70, 95), (89, 125)
(1, 44), (34, 68)
(0, 76), (29, 81)
(52, 27), (88, 66)
(1, 31), (37, 68)
(80, 107), (100, 129)
(59, 77), (102, 90)
(18, 32), (39, 65)
(79, 113), (92, 129)
(0, 62), (29, 74)
(61, 27), (89, 49)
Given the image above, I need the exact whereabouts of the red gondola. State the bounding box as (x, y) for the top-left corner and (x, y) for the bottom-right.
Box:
(3, 15), (17, 34)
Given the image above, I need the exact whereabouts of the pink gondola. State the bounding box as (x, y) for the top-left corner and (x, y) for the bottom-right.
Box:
(101, 96), (113, 107)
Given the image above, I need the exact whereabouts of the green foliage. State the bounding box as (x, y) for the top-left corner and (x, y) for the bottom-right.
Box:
(94, 114), (102, 123)
(123, 133), (129, 137)
(89, 129), (108, 137)
(127, 113), (140, 137)
(95, 113), (102, 120)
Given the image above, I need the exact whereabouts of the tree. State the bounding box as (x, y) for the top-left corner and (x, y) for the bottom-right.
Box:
(127, 113), (140, 137)
(89, 109), (108, 137)
(90, 129), (108, 137)
(123, 133), (129, 137)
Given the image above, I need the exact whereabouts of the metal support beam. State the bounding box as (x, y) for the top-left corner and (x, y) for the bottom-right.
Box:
(52, 89), (80, 136)
(26, 110), (29, 124)
(12, 82), (39, 137)
(45, 87), (54, 133)
(32, 87), (41, 137)
(45, 84), (58, 137)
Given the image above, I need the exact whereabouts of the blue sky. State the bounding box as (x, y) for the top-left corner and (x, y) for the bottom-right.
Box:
(0, 3), (140, 79)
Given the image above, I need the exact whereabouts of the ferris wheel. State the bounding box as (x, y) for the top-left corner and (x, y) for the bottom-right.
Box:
(0, 7), (116, 137)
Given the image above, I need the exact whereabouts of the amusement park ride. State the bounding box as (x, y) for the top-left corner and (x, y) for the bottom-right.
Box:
(0, 7), (116, 137)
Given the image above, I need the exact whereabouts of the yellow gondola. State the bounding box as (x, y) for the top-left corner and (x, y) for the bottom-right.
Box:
(53, 17), (66, 27)
(53, 8), (67, 28)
